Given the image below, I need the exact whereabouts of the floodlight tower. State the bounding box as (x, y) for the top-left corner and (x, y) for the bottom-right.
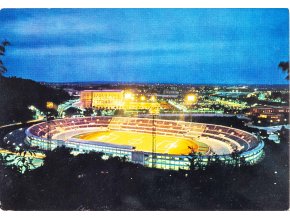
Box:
(151, 113), (156, 167)
(46, 101), (55, 150)
(184, 93), (198, 122)
(149, 95), (159, 168)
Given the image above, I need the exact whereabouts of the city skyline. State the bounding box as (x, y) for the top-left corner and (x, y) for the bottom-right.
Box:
(0, 8), (289, 84)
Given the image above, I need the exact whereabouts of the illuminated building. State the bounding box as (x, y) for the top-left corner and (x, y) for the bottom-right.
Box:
(80, 90), (160, 111)
(250, 106), (289, 114)
(250, 106), (289, 124)
(80, 90), (124, 109)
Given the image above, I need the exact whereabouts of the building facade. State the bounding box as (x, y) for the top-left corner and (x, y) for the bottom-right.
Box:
(249, 106), (289, 124)
(80, 90), (124, 109)
(80, 90), (160, 112)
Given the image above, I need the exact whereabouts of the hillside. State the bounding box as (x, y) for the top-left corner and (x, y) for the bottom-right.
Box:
(0, 76), (70, 125)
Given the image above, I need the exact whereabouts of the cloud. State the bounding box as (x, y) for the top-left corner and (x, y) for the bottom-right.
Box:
(1, 9), (288, 84)
(2, 13), (108, 36)
(10, 40), (242, 55)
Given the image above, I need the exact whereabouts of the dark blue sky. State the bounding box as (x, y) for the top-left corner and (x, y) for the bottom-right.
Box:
(0, 9), (288, 84)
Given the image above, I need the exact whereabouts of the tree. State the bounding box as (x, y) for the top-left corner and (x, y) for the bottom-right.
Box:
(279, 125), (289, 144)
(188, 150), (204, 171)
(3, 144), (37, 173)
(64, 107), (82, 117)
(83, 108), (93, 116)
(0, 40), (10, 77)
(278, 61), (289, 80)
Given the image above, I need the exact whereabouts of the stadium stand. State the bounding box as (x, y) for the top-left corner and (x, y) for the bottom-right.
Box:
(24, 116), (264, 170)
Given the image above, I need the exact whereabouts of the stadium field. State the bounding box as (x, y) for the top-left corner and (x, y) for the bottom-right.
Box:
(74, 130), (208, 155)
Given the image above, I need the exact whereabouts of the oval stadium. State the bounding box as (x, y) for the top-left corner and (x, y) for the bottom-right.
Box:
(24, 116), (264, 170)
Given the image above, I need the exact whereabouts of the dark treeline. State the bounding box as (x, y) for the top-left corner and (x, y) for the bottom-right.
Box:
(0, 132), (288, 211)
(0, 76), (70, 125)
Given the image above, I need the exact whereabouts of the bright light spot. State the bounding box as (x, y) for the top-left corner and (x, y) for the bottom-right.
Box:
(187, 95), (195, 101)
(150, 96), (156, 102)
(46, 101), (54, 109)
(140, 96), (146, 101)
(274, 171), (277, 174)
(124, 92), (133, 100)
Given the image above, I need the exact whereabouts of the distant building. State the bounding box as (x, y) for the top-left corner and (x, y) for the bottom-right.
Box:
(250, 106), (289, 124)
(250, 106), (289, 114)
(80, 90), (124, 109)
(162, 89), (179, 95)
(157, 94), (179, 99)
(80, 90), (160, 113)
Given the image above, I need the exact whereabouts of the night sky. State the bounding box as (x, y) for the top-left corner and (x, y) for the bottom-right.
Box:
(0, 9), (288, 84)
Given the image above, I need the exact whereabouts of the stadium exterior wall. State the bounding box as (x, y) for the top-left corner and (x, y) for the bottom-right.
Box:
(25, 116), (264, 171)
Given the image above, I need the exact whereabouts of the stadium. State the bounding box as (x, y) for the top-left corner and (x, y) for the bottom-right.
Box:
(25, 116), (264, 170)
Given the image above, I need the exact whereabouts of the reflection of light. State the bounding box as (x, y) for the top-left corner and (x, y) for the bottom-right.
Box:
(140, 96), (146, 101)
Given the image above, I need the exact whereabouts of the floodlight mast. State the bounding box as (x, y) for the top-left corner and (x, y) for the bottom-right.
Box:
(46, 101), (55, 150)
(149, 104), (159, 168)
(152, 114), (156, 168)
(46, 111), (51, 151)
(184, 93), (197, 122)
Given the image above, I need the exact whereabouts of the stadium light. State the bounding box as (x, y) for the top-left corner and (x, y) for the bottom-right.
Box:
(184, 94), (198, 122)
(184, 93), (198, 107)
(185, 94), (197, 103)
(187, 95), (195, 102)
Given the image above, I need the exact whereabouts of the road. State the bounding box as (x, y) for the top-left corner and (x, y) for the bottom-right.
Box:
(0, 118), (44, 129)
